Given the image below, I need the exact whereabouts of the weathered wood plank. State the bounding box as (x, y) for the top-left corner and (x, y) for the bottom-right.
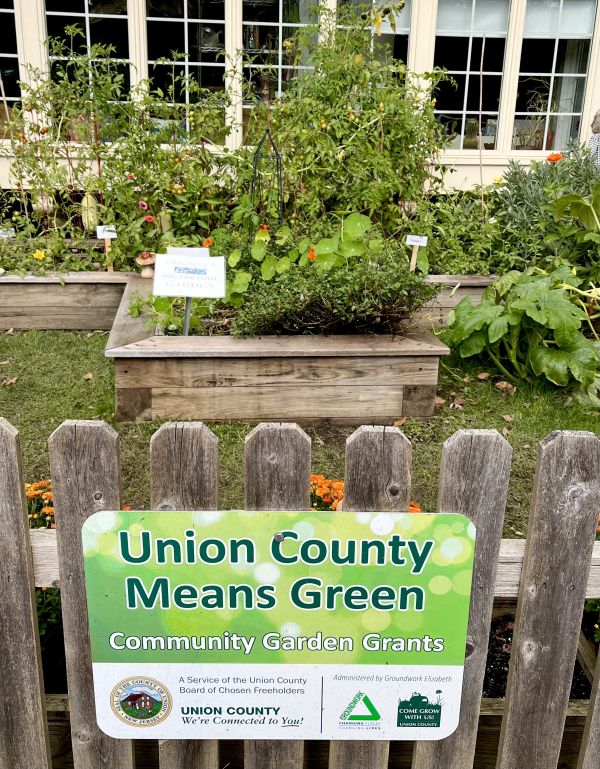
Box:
(497, 431), (600, 769)
(244, 423), (311, 769)
(413, 429), (512, 769)
(106, 330), (451, 359)
(0, 282), (128, 330)
(49, 420), (134, 769)
(402, 384), (438, 416)
(0, 418), (52, 769)
(577, 639), (600, 768)
(105, 276), (153, 352)
(329, 425), (411, 769)
(151, 385), (405, 421)
(576, 632), (597, 686)
(115, 386), (153, 422)
(0, 271), (133, 284)
(151, 422), (220, 769)
(115, 356), (439, 388)
(26, 531), (600, 597)
(423, 274), (495, 288)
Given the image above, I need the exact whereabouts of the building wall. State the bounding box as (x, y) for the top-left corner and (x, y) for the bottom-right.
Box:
(1, 0), (599, 189)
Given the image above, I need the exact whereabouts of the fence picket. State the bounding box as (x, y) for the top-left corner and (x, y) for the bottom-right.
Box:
(49, 420), (134, 769)
(151, 422), (220, 769)
(329, 425), (411, 769)
(577, 647), (600, 769)
(497, 431), (600, 769)
(412, 429), (512, 769)
(0, 419), (52, 769)
(243, 423), (311, 769)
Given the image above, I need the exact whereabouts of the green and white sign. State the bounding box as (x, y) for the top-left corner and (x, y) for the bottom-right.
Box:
(83, 510), (475, 740)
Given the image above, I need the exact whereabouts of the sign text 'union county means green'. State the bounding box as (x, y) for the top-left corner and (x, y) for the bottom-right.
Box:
(83, 510), (475, 740)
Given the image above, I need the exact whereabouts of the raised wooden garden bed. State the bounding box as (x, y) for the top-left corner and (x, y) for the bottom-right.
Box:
(106, 278), (450, 423)
(0, 272), (134, 330)
(418, 274), (494, 327)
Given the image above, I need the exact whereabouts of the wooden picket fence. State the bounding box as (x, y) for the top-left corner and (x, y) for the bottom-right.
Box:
(1, 418), (600, 769)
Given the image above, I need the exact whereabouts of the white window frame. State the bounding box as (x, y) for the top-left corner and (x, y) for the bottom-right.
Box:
(2, 0), (600, 188)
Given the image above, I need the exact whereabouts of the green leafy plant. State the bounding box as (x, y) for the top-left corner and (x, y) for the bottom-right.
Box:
(447, 266), (600, 400)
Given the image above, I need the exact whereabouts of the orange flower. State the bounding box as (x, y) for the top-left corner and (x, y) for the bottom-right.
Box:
(259, 224), (269, 231)
(41, 506), (54, 514)
(307, 246), (317, 261)
(408, 501), (422, 512)
(42, 492), (53, 501)
(121, 504), (132, 511)
(202, 238), (213, 247)
(547, 152), (563, 163)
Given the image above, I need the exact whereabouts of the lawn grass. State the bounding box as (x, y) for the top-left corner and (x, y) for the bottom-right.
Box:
(1, 329), (598, 536)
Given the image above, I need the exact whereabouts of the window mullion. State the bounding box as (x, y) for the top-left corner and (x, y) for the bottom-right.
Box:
(225, 0), (243, 150)
(14, 0), (49, 84)
(408, 0), (437, 73)
(127, 0), (148, 89)
(496, 0), (526, 155)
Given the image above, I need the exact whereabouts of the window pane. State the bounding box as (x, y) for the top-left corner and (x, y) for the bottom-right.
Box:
(434, 0), (508, 151)
(187, 0), (225, 19)
(551, 75), (586, 113)
(244, 0), (278, 23)
(89, 0), (127, 13)
(148, 21), (185, 60)
(283, 0), (320, 24)
(434, 36), (469, 70)
(188, 23), (225, 60)
(436, 0), (473, 34)
(513, 0), (594, 150)
(147, 0), (183, 18)
(89, 18), (129, 57)
(374, 33), (408, 63)
(46, 0), (83, 11)
(0, 15), (16, 52)
(0, 57), (19, 98)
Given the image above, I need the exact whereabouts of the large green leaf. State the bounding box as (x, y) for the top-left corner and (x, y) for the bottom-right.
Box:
(342, 213), (371, 241)
(315, 235), (340, 255)
(231, 270), (252, 293)
(261, 256), (277, 281)
(448, 297), (505, 343)
(228, 248), (241, 268)
(458, 329), (488, 357)
(339, 239), (365, 258)
(512, 289), (583, 333)
(251, 239), (267, 261)
(529, 333), (599, 387)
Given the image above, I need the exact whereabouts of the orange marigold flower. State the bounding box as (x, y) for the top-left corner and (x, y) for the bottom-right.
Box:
(546, 152), (563, 163)
(42, 492), (53, 501)
(307, 246), (317, 261)
(408, 500), (422, 512)
(121, 504), (132, 511)
(41, 506), (53, 514)
(202, 238), (213, 247)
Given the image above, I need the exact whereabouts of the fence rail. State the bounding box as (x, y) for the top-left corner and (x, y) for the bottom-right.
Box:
(1, 418), (600, 769)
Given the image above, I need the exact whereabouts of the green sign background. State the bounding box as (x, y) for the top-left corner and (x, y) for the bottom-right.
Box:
(83, 510), (474, 666)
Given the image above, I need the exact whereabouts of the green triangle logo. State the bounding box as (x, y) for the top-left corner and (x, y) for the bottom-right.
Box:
(340, 691), (381, 721)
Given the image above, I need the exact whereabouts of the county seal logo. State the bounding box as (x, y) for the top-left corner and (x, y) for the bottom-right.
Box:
(110, 677), (172, 727)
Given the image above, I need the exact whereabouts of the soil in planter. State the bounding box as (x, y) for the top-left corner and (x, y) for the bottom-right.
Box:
(483, 615), (591, 699)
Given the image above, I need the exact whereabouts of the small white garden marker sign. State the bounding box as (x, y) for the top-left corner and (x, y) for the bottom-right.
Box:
(406, 235), (428, 272)
(153, 247), (226, 335)
(96, 226), (117, 272)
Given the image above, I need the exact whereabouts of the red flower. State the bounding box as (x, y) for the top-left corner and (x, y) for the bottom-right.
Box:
(126, 173), (136, 180)
(202, 237), (213, 247)
(259, 224), (269, 231)
(144, 215), (155, 223)
(307, 246), (317, 261)
(547, 152), (563, 163)
(138, 200), (149, 210)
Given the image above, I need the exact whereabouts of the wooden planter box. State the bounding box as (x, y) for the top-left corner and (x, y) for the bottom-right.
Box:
(106, 278), (450, 423)
(418, 274), (494, 327)
(0, 272), (134, 330)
